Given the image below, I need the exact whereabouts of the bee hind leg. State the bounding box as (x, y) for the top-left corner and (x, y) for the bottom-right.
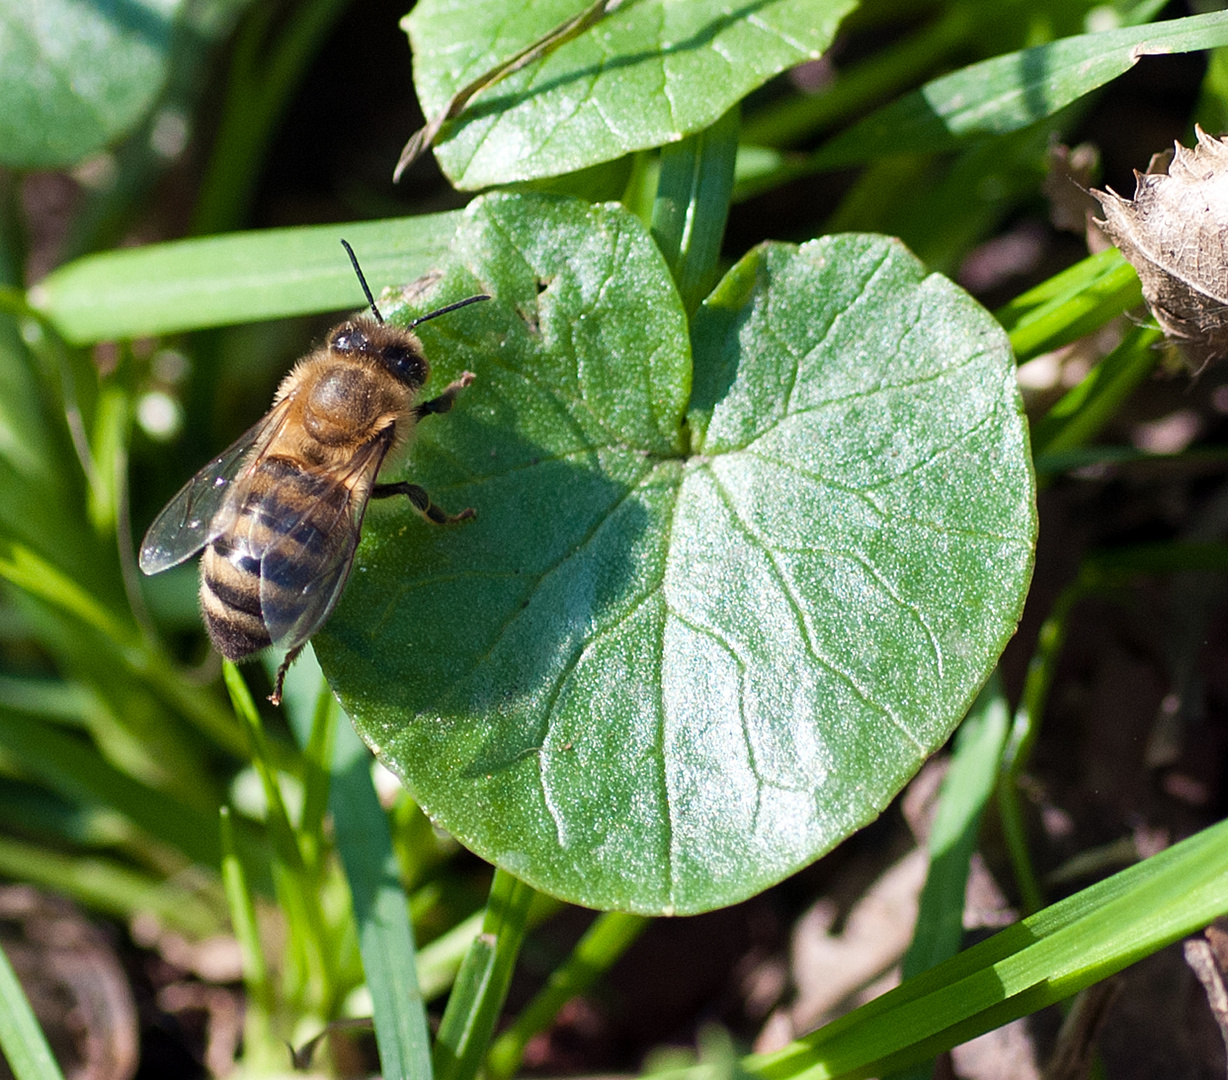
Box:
(269, 644), (306, 706)
(414, 371), (475, 419)
(373, 481), (474, 524)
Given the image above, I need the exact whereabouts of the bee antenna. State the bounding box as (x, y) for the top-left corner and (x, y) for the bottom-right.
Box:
(340, 238), (384, 325)
(408, 293), (492, 329)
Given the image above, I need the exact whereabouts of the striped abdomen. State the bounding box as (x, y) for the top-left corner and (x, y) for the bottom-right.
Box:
(199, 455), (350, 660)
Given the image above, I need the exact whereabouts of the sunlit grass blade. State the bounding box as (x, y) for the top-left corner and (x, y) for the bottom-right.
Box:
(745, 817), (1228, 1080)
(809, 11), (1228, 171)
(1030, 323), (1163, 460)
(29, 212), (462, 344)
(997, 248), (1142, 362)
(0, 940), (65, 1080)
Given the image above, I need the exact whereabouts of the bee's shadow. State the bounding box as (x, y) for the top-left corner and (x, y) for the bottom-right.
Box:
(316, 393), (656, 781)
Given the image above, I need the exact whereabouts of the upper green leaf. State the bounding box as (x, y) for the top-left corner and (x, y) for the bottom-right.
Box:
(0, 0), (181, 169)
(812, 9), (1228, 169)
(316, 192), (1035, 914)
(405, 0), (856, 190)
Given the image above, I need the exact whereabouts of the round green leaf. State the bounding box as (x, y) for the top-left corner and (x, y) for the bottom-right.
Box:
(406, 0), (855, 190)
(316, 192), (1036, 915)
(0, 0), (179, 169)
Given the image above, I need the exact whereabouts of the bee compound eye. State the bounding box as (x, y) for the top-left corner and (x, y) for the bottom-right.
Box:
(383, 344), (426, 385)
(330, 324), (367, 353)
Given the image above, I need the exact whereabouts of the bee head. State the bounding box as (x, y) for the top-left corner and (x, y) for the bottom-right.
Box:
(329, 320), (428, 387)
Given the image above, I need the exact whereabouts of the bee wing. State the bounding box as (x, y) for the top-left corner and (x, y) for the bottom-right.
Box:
(139, 399), (294, 575)
(257, 427), (394, 656)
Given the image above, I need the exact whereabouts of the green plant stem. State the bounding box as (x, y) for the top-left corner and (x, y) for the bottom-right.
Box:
(651, 104), (739, 318)
(998, 581), (1080, 916)
(486, 911), (649, 1080)
(192, 0), (355, 235)
(433, 869), (536, 1080)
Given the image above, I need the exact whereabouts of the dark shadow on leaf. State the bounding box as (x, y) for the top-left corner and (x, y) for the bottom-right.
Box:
(317, 396), (650, 780)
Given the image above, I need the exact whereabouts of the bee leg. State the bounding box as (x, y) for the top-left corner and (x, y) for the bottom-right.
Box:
(372, 481), (475, 524)
(414, 371), (475, 420)
(269, 644), (306, 706)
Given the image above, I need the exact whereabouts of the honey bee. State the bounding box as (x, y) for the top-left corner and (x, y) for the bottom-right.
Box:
(139, 240), (488, 704)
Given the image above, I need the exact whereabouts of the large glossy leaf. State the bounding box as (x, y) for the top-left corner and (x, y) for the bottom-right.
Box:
(316, 192), (1035, 914)
(405, 0), (856, 190)
(0, 0), (181, 168)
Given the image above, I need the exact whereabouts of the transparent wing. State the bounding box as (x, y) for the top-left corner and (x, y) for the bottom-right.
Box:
(138, 399), (295, 575)
(258, 427), (394, 655)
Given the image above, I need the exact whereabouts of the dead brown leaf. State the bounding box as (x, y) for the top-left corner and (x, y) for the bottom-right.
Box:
(1094, 126), (1228, 371)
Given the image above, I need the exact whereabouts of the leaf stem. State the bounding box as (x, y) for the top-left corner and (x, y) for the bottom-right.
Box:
(433, 869), (536, 1080)
(486, 910), (649, 1080)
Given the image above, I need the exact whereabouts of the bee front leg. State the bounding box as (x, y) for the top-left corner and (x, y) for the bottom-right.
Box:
(372, 481), (475, 524)
(414, 371), (475, 419)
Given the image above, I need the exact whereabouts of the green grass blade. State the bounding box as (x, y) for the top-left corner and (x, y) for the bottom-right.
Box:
(1030, 324), (1163, 458)
(329, 696), (433, 1080)
(997, 248), (1142, 362)
(651, 104), (739, 318)
(414, 893), (564, 1004)
(222, 663), (335, 1013)
(0, 707), (222, 868)
(0, 835), (218, 936)
(0, 941), (65, 1080)
(29, 212), (462, 344)
(220, 806), (280, 1073)
(810, 11), (1228, 170)
(745, 817), (1228, 1080)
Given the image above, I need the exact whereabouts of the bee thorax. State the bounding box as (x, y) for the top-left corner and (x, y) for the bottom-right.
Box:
(303, 366), (383, 444)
